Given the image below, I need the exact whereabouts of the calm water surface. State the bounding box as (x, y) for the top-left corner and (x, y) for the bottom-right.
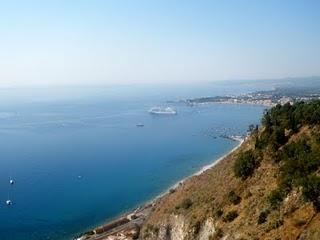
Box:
(0, 83), (266, 239)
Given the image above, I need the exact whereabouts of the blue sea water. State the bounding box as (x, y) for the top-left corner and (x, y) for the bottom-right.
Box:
(0, 83), (266, 240)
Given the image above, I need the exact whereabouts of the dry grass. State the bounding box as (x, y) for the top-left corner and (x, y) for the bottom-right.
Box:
(142, 132), (320, 239)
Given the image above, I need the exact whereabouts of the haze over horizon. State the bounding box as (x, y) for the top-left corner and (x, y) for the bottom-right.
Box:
(1, 0), (320, 87)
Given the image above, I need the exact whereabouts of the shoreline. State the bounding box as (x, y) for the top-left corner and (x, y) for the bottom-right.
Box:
(185, 100), (274, 107)
(75, 137), (244, 240)
(155, 137), (244, 201)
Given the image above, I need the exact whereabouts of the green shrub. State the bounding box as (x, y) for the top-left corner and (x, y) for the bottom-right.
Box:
(228, 190), (241, 205)
(144, 224), (159, 235)
(269, 127), (287, 150)
(268, 189), (285, 208)
(215, 209), (223, 218)
(178, 198), (193, 210)
(223, 210), (238, 222)
(301, 175), (320, 210)
(234, 150), (258, 179)
(257, 210), (270, 224)
(266, 219), (284, 232)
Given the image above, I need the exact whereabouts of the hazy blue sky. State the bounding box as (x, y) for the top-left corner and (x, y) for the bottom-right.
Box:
(1, 0), (319, 86)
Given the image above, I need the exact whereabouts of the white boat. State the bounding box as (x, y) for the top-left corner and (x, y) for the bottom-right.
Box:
(6, 200), (12, 205)
(10, 179), (14, 185)
(148, 107), (177, 115)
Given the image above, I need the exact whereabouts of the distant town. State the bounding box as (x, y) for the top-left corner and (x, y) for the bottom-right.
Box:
(184, 88), (320, 107)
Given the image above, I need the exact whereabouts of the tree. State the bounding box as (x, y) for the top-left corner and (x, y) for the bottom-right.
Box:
(301, 175), (320, 211)
(233, 150), (258, 180)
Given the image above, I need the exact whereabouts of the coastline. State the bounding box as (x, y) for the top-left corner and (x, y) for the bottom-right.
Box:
(156, 137), (244, 200)
(75, 137), (244, 240)
(194, 137), (244, 176)
(186, 100), (274, 107)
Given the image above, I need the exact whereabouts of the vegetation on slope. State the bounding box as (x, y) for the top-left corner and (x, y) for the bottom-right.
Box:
(142, 100), (320, 240)
(239, 100), (320, 211)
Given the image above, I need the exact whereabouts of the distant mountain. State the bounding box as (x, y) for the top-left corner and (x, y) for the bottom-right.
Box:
(213, 76), (320, 92)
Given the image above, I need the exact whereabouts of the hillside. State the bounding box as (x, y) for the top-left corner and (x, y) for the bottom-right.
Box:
(140, 100), (320, 240)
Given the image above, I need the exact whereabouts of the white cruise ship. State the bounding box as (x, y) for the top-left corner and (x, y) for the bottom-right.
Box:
(148, 107), (177, 115)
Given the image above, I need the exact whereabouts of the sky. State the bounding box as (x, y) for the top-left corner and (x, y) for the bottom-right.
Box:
(0, 0), (320, 87)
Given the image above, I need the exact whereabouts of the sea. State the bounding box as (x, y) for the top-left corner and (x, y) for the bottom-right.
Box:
(0, 82), (267, 240)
